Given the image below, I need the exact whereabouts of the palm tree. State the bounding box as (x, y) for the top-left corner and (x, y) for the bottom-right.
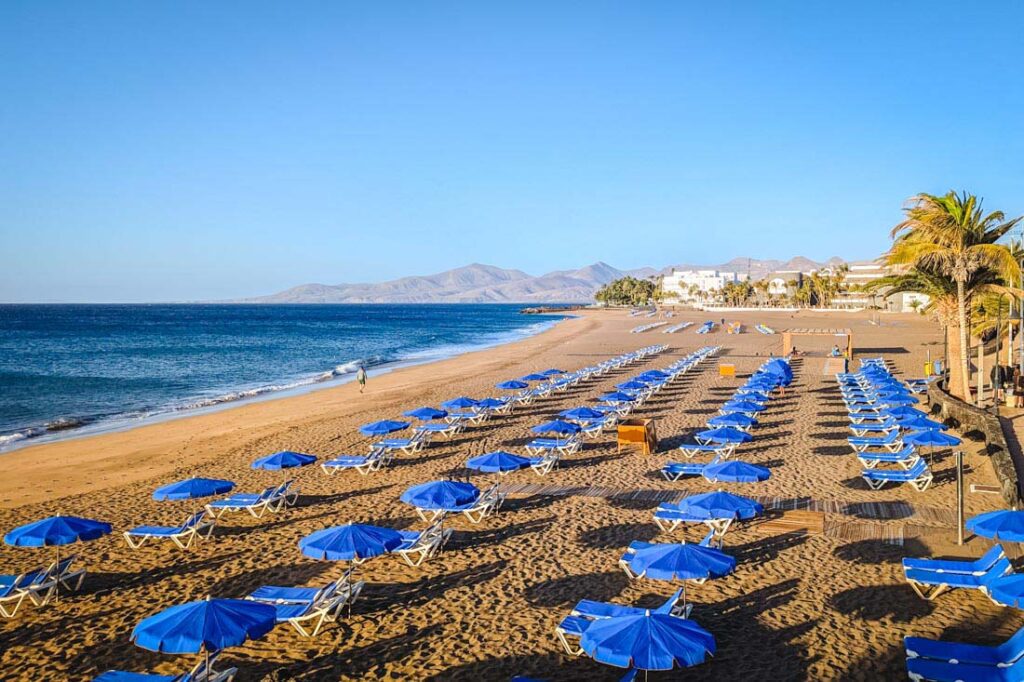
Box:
(886, 191), (1022, 403)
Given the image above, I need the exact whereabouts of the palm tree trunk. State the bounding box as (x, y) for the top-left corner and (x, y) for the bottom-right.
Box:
(957, 279), (973, 404)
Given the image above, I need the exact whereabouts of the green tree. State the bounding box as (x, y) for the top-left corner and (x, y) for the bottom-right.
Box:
(885, 191), (1022, 404)
(595, 277), (657, 306)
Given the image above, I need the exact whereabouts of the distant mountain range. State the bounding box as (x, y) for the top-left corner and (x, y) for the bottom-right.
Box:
(237, 257), (850, 304)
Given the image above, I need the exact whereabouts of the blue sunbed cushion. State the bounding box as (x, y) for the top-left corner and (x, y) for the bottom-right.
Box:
(248, 585), (320, 603)
(94, 672), (179, 682)
(557, 615), (591, 637)
(325, 457), (369, 467)
(126, 525), (178, 536)
(273, 602), (313, 621)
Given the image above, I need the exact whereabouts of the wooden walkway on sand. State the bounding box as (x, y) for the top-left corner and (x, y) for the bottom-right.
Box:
(496, 482), (959, 528)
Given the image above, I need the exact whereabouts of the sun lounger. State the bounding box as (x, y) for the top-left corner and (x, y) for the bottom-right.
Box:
(849, 418), (900, 437)
(653, 505), (735, 535)
(374, 431), (428, 455)
(678, 442), (736, 460)
(205, 481), (297, 519)
(848, 430), (904, 453)
(123, 511), (214, 550)
(416, 422), (464, 440)
(321, 448), (394, 476)
(555, 589), (688, 656)
(904, 556), (1012, 600)
(462, 483), (506, 524)
(660, 461), (708, 481)
(94, 652), (236, 682)
(525, 437), (581, 457)
(394, 520), (453, 566)
(0, 565), (57, 617)
(907, 655), (1023, 681)
(857, 445), (920, 469)
(905, 625), (1024, 670)
(248, 569), (364, 635)
(528, 451), (560, 476)
(861, 458), (933, 491)
(51, 555), (86, 592)
(903, 545), (1006, 577)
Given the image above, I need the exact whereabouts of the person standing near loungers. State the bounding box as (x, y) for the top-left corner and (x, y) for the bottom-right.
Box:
(356, 366), (367, 393)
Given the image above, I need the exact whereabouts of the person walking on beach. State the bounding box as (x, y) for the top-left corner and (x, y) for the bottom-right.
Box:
(356, 366), (367, 393)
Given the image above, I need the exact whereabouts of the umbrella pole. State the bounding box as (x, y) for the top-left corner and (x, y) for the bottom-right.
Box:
(54, 545), (60, 602)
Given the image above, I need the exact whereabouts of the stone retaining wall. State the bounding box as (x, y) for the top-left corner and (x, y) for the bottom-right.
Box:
(927, 382), (1021, 508)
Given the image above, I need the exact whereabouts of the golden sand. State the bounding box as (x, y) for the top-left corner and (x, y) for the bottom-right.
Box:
(0, 309), (1016, 680)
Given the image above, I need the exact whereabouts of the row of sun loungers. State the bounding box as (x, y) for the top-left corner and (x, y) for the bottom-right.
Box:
(662, 321), (693, 333)
(631, 322), (668, 333)
(839, 361), (935, 491)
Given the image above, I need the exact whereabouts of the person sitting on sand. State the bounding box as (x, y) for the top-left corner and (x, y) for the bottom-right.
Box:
(830, 344), (841, 358)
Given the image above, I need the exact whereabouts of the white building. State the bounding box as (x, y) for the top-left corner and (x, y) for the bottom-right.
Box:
(661, 269), (748, 303)
(835, 260), (931, 312)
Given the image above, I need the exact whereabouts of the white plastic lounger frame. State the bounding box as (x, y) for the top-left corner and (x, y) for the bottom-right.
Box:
(123, 512), (215, 550)
(394, 520), (453, 567)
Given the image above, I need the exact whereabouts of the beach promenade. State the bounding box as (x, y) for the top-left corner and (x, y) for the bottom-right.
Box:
(0, 309), (1013, 680)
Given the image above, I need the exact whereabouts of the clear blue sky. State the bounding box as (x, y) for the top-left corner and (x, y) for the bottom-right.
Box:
(2, 2), (1023, 302)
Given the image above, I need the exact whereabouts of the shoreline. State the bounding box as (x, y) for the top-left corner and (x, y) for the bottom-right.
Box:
(0, 311), (568, 455)
(0, 311), (595, 508)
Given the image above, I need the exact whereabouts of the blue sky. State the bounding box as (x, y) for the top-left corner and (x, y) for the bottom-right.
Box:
(2, 2), (1023, 302)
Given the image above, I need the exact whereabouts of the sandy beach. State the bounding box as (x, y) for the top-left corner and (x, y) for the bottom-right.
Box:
(0, 308), (1015, 681)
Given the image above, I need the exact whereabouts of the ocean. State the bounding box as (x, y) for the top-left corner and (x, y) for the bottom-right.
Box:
(0, 304), (568, 451)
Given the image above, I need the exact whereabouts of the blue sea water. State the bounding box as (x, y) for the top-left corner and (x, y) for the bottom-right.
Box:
(0, 304), (568, 451)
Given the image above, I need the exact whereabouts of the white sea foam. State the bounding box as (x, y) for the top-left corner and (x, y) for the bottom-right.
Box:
(0, 316), (564, 453)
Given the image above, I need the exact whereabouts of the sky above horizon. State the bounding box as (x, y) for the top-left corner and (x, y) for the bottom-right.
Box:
(3, 2), (1024, 302)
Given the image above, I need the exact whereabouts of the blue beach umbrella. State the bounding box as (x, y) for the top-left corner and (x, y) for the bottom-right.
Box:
(722, 399), (766, 414)
(629, 542), (735, 582)
(904, 430), (960, 448)
(617, 381), (651, 391)
(441, 396), (479, 410)
(879, 397), (918, 407)
(580, 611), (716, 672)
(466, 451), (532, 475)
(600, 392), (637, 403)
(966, 510), (1024, 542)
(985, 574), (1024, 608)
(298, 523), (404, 562)
(561, 406), (606, 421)
(531, 420), (581, 436)
(132, 598), (275, 655)
(400, 480), (480, 511)
(882, 406), (928, 419)
(542, 368), (565, 376)
(403, 406), (449, 421)
(497, 380), (529, 391)
(695, 427), (753, 444)
(638, 370), (671, 380)
(4, 515), (113, 598)
(4, 516), (112, 547)
(153, 478), (234, 501)
(707, 412), (758, 429)
(475, 398), (507, 410)
(520, 373), (549, 382)
(358, 420), (410, 437)
(674, 490), (763, 521)
(251, 450), (317, 470)
(702, 460), (771, 483)
(896, 417), (948, 431)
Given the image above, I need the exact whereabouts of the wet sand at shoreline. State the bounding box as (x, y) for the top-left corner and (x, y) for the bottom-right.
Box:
(0, 309), (1016, 681)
